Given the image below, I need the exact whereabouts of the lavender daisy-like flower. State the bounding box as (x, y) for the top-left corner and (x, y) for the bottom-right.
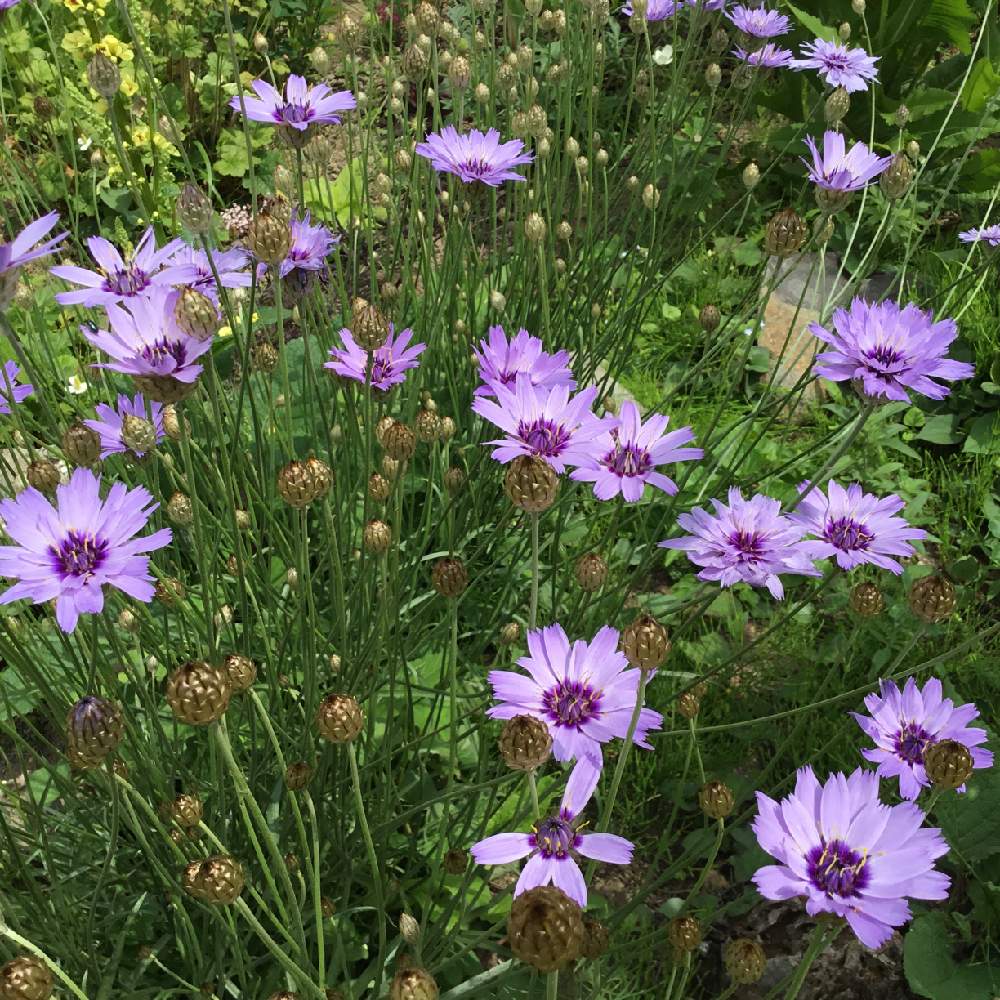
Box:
(790, 480), (925, 574)
(471, 757), (633, 906)
(83, 288), (212, 388)
(570, 402), (702, 502)
(793, 39), (880, 93)
(659, 487), (820, 599)
(51, 227), (192, 308)
(752, 766), (950, 949)
(0, 361), (33, 415)
(84, 392), (165, 460)
(802, 131), (891, 192)
(0, 211), (67, 307)
(959, 224), (1000, 247)
(324, 324), (426, 392)
(473, 326), (575, 398)
(169, 245), (251, 300)
(415, 126), (534, 186)
(472, 378), (600, 473)
(733, 43), (795, 68)
(276, 212), (339, 278)
(0, 467), (172, 633)
(229, 75), (355, 132)
(0, 0), (25, 9)
(853, 677), (993, 800)
(810, 298), (974, 402)
(486, 624), (663, 765)
(726, 4), (790, 37)
(621, 0), (684, 20)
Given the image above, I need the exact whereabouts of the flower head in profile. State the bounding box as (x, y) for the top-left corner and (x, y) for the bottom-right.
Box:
(229, 75), (355, 132)
(853, 677), (993, 800)
(570, 401), (702, 502)
(0, 467), (172, 633)
(324, 324), (426, 392)
(810, 298), (974, 402)
(0, 361), (33, 415)
(752, 766), (950, 949)
(659, 487), (820, 599)
(733, 43), (795, 68)
(793, 39), (879, 93)
(0, 0), (26, 9)
(790, 480), (925, 574)
(803, 132), (891, 191)
(51, 227), (192, 308)
(959, 224), (1000, 247)
(276, 212), (339, 278)
(472, 378), (600, 473)
(170, 245), (251, 300)
(0, 211), (67, 307)
(471, 757), (633, 906)
(416, 126), (534, 186)
(621, 0), (684, 20)
(487, 623), (663, 766)
(473, 326), (575, 397)
(84, 392), (165, 460)
(726, 4), (790, 37)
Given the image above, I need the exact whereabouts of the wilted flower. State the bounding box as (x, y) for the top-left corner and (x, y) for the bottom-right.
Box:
(0, 361), (32, 414)
(853, 677), (992, 799)
(659, 488), (820, 599)
(0, 468), (171, 633)
(959, 224), (1000, 247)
(169, 245), (251, 300)
(793, 39), (880, 93)
(726, 4), (790, 37)
(324, 324), (426, 392)
(84, 392), (165, 460)
(802, 131), (891, 192)
(733, 43), (795, 68)
(274, 211), (340, 278)
(487, 623), (662, 765)
(0, 211), (67, 307)
(810, 298), (974, 402)
(752, 766), (950, 948)
(415, 126), (534, 186)
(790, 480), (925, 574)
(471, 757), (633, 905)
(473, 325), (575, 397)
(229, 75), (356, 132)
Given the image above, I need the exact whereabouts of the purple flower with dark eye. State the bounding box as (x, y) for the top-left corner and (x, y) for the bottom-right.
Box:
(570, 401), (702, 502)
(810, 298), (974, 402)
(752, 766), (950, 949)
(621, 0), (684, 19)
(0, 361), (33, 415)
(471, 757), (633, 906)
(229, 75), (355, 132)
(659, 487), (820, 599)
(0, 467), (172, 633)
(471, 378), (600, 473)
(726, 4), (789, 37)
(853, 677), (993, 800)
(793, 39), (880, 93)
(0, 212), (67, 308)
(84, 392), (165, 460)
(169, 245), (251, 300)
(473, 326), (575, 398)
(733, 43), (795, 68)
(275, 212), (339, 278)
(802, 132), (891, 192)
(416, 126), (534, 186)
(487, 624), (663, 766)
(790, 480), (925, 574)
(324, 324), (426, 392)
(959, 224), (1000, 247)
(50, 227), (193, 309)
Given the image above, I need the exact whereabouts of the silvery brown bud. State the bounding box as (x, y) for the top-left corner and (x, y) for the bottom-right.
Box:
(247, 210), (292, 265)
(66, 695), (124, 769)
(705, 63), (722, 88)
(764, 208), (807, 258)
(499, 715), (552, 771)
(132, 374), (196, 405)
(415, 408), (441, 443)
(155, 577), (185, 606)
(723, 938), (766, 984)
(508, 885), (583, 972)
(183, 854), (245, 904)
(838, 21), (851, 40)
(431, 557), (468, 598)
(490, 289), (506, 312)
(579, 916), (609, 960)
(709, 26), (728, 53)
(525, 213), (547, 243)
(440, 416), (456, 441)
(923, 739), (973, 790)
(252, 341), (279, 373)
(879, 152), (913, 200)
(556, 221), (572, 242)
(368, 473), (391, 502)
(285, 761), (313, 790)
(161, 405), (184, 441)
(87, 52), (121, 97)
(26, 459), (60, 494)
(375, 414), (396, 446)
(442, 848), (467, 875)
(849, 581), (884, 617)
(475, 82), (490, 103)
(166, 491), (193, 527)
(815, 185), (853, 214)
(894, 105), (910, 127)
(403, 44), (429, 79)
(0, 956), (54, 1000)
(168, 793), (203, 828)
(33, 96), (54, 120)
(824, 87), (850, 125)
(117, 608), (139, 634)
(698, 780), (735, 819)
(699, 304), (721, 333)
(174, 287), (219, 341)
(575, 552), (607, 592)
(668, 915), (701, 954)
(677, 690), (699, 719)
(399, 913), (421, 946)
(62, 422), (101, 466)
(178, 183), (214, 235)
(389, 967), (438, 1000)
(851, 0), (865, 12)
(306, 457), (333, 501)
(315, 693), (364, 743)
(278, 460), (320, 509)
(224, 653), (257, 692)
(642, 184), (660, 210)
(448, 56), (471, 90)
(500, 621), (521, 646)
(382, 455), (401, 480)
(165, 661), (232, 725)
(122, 414), (157, 455)
(906, 139), (920, 160)
(267, 993), (297, 1000)
(504, 456), (559, 513)
(352, 297), (388, 352)
(382, 421), (416, 462)
(741, 162), (760, 190)
(363, 518), (392, 554)
(908, 575), (955, 623)
(621, 614), (670, 671)
(252, 31), (268, 52)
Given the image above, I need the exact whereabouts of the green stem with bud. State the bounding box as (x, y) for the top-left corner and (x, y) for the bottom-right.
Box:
(0, 925), (90, 1000)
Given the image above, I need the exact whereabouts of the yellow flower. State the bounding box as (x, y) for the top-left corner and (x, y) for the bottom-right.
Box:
(217, 325), (233, 339)
(61, 29), (93, 57)
(95, 35), (134, 63)
(62, 0), (86, 12)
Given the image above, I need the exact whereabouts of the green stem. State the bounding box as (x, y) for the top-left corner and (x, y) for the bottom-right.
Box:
(0, 927), (90, 1000)
(529, 513), (540, 631)
(546, 969), (559, 1000)
(784, 922), (838, 1000)
(595, 669), (649, 835)
(233, 900), (325, 1000)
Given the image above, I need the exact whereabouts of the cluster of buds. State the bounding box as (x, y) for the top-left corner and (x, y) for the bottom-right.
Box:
(165, 661), (232, 725)
(315, 693), (364, 743)
(182, 855), (245, 905)
(277, 458), (333, 508)
(65, 695), (124, 770)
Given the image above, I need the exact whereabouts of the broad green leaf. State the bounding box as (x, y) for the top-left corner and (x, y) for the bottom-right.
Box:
(785, 3), (836, 41)
(963, 413), (999, 455)
(915, 414), (963, 445)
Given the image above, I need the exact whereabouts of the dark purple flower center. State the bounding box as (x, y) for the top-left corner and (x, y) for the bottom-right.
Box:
(542, 680), (601, 729)
(728, 529), (766, 561)
(141, 337), (188, 369)
(530, 815), (580, 859)
(369, 356), (396, 386)
(103, 266), (150, 297)
(823, 516), (874, 552)
(278, 103), (312, 125)
(807, 838), (870, 899)
(602, 441), (651, 479)
(51, 529), (108, 580)
(863, 343), (906, 368)
(461, 157), (496, 179)
(893, 721), (933, 765)
(518, 418), (571, 458)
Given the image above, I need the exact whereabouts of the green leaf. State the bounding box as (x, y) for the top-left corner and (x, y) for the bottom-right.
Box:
(935, 751), (1000, 862)
(905, 913), (997, 997)
(915, 414), (963, 445)
(922, 0), (977, 54)
(785, 2), (836, 41)
(963, 413), (999, 454)
(961, 58), (1000, 112)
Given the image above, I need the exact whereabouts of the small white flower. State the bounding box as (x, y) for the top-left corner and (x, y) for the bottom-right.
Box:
(653, 45), (674, 66)
(67, 375), (89, 395)
(77, 136), (93, 152)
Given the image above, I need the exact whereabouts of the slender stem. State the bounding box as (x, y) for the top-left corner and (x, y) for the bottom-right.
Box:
(529, 513), (540, 631)
(546, 969), (559, 1000)
(447, 600), (459, 782)
(595, 669), (649, 835)
(527, 770), (540, 817)
(233, 900), (325, 1000)
(784, 922), (839, 1000)
(686, 819), (724, 901)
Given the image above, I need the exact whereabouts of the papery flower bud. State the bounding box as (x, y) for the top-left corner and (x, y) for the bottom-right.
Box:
(677, 690), (699, 719)
(363, 518), (392, 554)
(285, 761), (313, 790)
(0, 956), (54, 1000)
(489, 289), (506, 312)
(118, 608), (140, 634)
(399, 913), (421, 946)
(382, 421), (416, 461)
(155, 577), (185, 606)
(278, 460), (321, 508)
(668, 915), (701, 954)
(315, 693), (364, 743)
(851, 0), (865, 12)
(923, 739), (974, 790)
(579, 916), (609, 960)
(504, 456), (559, 513)
(174, 288), (219, 341)
(499, 714), (552, 771)
(849, 581), (884, 617)
(389, 967), (438, 1000)
(166, 491), (193, 527)
(500, 621), (521, 646)
(448, 56), (471, 90)
(252, 341), (279, 373)
(382, 455), (400, 480)
(705, 63), (722, 88)
(62, 422), (101, 466)
(824, 86), (850, 125)
(908, 575), (955, 623)
(183, 854), (245, 905)
(26, 459), (60, 494)
(442, 848), (467, 874)
(415, 408), (441, 443)
(698, 780), (735, 819)
(574, 552), (607, 592)
(178, 183), (214, 235)
(906, 140), (920, 160)
(699, 304), (721, 333)
(764, 208), (807, 257)
(66, 695), (124, 769)
(879, 152), (913, 200)
(352, 297), (389, 352)
(247, 209), (292, 265)
(305, 457), (333, 501)
(525, 213), (547, 243)
(894, 105), (910, 128)
(431, 557), (468, 598)
(87, 52), (121, 98)
(723, 938), (766, 984)
(621, 614), (669, 672)
(223, 653), (257, 693)
(161, 405), (184, 441)
(440, 416), (456, 441)
(403, 44), (429, 79)
(368, 472), (391, 502)
(838, 21), (851, 40)
(122, 414), (157, 455)
(168, 793), (203, 828)
(508, 885), (583, 972)
(741, 162), (760, 190)
(165, 661), (232, 725)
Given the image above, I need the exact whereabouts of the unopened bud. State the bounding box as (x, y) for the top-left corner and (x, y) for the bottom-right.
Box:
(742, 162), (760, 190)
(705, 63), (722, 89)
(87, 52), (121, 98)
(879, 152), (913, 200)
(122, 414), (157, 456)
(178, 183), (213, 235)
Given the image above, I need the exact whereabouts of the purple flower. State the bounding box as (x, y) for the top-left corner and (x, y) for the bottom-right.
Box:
(802, 132), (891, 192)
(51, 227), (192, 308)
(621, 0), (684, 19)
(790, 480), (925, 574)
(323, 324), (426, 392)
(473, 326), (575, 398)
(415, 126), (534, 186)
(229, 75), (355, 132)
(570, 401), (702, 502)
(0, 467), (172, 633)
(659, 487), (820, 599)
(169, 245), (251, 300)
(84, 392), (165, 460)
(810, 298), (974, 403)
(793, 39), (880, 93)
(726, 4), (790, 37)
(690, 0), (727, 10)
(471, 378), (600, 473)
(959, 224), (1000, 247)
(83, 288), (212, 386)
(0, 212), (67, 307)
(486, 624), (663, 766)
(733, 43), (795, 68)
(276, 212), (339, 278)
(0, 361), (33, 415)
(752, 766), (950, 949)
(0, 0), (25, 9)
(471, 757), (633, 906)
(853, 677), (993, 800)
